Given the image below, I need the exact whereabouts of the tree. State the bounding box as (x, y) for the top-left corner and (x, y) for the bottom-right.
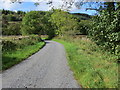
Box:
(2, 14), (8, 28)
(6, 14), (16, 21)
(42, 11), (55, 39)
(88, 4), (120, 57)
(2, 22), (21, 35)
(21, 11), (45, 35)
(78, 20), (92, 35)
(17, 10), (26, 15)
(50, 9), (78, 36)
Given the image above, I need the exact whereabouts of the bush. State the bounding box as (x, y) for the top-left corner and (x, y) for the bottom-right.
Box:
(2, 23), (21, 35)
(50, 9), (79, 36)
(2, 40), (17, 52)
(21, 11), (45, 35)
(2, 35), (42, 53)
(6, 14), (16, 21)
(89, 10), (120, 58)
(78, 20), (92, 35)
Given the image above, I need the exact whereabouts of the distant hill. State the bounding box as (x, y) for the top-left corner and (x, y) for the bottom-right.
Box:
(70, 13), (91, 20)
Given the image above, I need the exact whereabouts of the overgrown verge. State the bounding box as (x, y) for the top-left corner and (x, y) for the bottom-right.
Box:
(53, 36), (118, 88)
(2, 35), (45, 70)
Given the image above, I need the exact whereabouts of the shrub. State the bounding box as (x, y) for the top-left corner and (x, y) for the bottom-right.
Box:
(2, 35), (42, 53)
(89, 10), (120, 59)
(50, 9), (79, 36)
(21, 11), (45, 35)
(2, 40), (17, 52)
(78, 20), (92, 35)
(2, 23), (21, 35)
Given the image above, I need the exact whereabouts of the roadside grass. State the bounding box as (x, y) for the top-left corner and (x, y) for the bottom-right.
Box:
(2, 42), (45, 70)
(53, 37), (118, 88)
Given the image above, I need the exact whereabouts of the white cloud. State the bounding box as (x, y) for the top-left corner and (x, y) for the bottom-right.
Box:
(0, 0), (80, 11)
(34, 0), (65, 11)
(0, 0), (18, 10)
(35, 0), (77, 11)
(35, 1), (50, 11)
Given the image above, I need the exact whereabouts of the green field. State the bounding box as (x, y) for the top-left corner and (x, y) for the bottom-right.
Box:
(53, 37), (118, 88)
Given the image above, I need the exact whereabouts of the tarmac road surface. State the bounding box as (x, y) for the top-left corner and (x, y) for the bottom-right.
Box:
(2, 40), (80, 88)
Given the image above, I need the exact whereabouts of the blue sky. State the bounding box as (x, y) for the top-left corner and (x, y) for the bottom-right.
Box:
(0, 0), (98, 15)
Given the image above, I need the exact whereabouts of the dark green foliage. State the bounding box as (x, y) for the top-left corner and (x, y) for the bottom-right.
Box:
(21, 11), (55, 38)
(6, 14), (22, 21)
(17, 10), (26, 15)
(1, 9), (25, 21)
(78, 20), (92, 35)
(2, 40), (17, 52)
(1, 9), (26, 35)
(21, 11), (46, 35)
(2, 14), (8, 27)
(44, 11), (55, 39)
(2, 35), (42, 53)
(2, 9), (15, 15)
(6, 14), (16, 21)
(2, 23), (21, 35)
(71, 13), (91, 20)
(89, 9), (120, 59)
(2, 9), (26, 15)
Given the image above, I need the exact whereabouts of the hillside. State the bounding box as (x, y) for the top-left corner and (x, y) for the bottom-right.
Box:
(71, 13), (91, 20)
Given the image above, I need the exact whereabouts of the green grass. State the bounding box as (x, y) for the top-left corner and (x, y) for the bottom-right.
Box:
(53, 37), (118, 88)
(2, 42), (45, 70)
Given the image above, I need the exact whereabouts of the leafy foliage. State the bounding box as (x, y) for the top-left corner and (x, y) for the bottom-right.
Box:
(2, 40), (17, 52)
(21, 11), (43, 35)
(89, 9), (120, 59)
(1, 9), (25, 35)
(50, 9), (79, 36)
(2, 35), (41, 53)
(2, 23), (21, 35)
(2, 9), (26, 15)
(78, 20), (92, 35)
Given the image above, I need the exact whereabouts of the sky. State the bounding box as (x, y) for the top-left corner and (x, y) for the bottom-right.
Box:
(0, 0), (98, 15)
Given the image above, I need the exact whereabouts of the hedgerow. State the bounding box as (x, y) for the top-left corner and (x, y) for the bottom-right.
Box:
(88, 10), (120, 60)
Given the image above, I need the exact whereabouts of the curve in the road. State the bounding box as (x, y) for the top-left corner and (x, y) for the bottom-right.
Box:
(2, 40), (80, 88)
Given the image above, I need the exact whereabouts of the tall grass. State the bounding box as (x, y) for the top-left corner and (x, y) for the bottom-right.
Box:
(2, 35), (45, 70)
(53, 36), (118, 88)
(2, 42), (45, 70)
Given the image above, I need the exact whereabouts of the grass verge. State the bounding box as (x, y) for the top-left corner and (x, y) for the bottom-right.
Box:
(53, 37), (118, 88)
(2, 42), (45, 70)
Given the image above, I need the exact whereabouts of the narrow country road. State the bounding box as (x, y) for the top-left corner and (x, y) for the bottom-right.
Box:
(2, 40), (80, 88)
